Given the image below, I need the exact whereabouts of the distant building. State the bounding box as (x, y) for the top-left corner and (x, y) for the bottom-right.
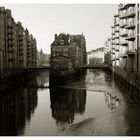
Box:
(104, 38), (112, 66)
(70, 34), (87, 68)
(37, 49), (50, 66)
(88, 47), (104, 64)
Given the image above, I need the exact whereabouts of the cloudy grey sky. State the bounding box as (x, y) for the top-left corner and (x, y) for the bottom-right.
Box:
(2, 4), (117, 54)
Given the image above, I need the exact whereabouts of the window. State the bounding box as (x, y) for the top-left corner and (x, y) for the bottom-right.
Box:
(138, 11), (139, 21)
(137, 23), (139, 34)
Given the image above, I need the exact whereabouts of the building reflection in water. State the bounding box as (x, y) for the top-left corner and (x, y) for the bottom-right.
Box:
(50, 87), (86, 129)
(0, 77), (38, 136)
(26, 71), (49, 88)
(104, 93), (120, 110)
(37, 71), (49, 86)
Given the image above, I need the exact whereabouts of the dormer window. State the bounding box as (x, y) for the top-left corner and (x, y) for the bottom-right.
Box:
(60, 40), (64, 45)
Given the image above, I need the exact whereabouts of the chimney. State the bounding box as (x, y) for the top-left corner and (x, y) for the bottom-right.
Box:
(55, 34), (57, 41)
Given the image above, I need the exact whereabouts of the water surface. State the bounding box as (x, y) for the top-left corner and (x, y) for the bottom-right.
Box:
(0, 69), (140, 136)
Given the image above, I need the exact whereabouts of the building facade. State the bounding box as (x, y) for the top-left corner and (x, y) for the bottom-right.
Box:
(50, 33), (71, 70)
(37, 49), (50, 66)
(104, 38), (112, 66)
(88, 47), (104, 64)
(50, 33), (87, 71)
(104, 4), (140, 83)
(0, 7), (37, 80)
(69, 34), (87, 68)
(50, 33), (87, 85)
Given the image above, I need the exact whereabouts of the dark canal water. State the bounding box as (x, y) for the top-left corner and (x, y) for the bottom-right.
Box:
(1, 69), (140, 136)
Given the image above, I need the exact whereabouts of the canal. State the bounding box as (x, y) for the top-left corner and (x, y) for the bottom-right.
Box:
(0, 69), (140, 136)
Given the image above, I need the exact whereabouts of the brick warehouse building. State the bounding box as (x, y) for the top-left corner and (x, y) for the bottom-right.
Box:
(0, 7), (37, 80)
(50, 33), (87, 71)
(50, 33), (87, 85)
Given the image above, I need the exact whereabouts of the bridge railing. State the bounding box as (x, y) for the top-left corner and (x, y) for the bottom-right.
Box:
(80, 64), (110, 69)
(25, 66), (50, 69)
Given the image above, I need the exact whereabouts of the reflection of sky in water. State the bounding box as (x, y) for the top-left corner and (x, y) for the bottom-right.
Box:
(1, 69), (139, 136)
(24, 69), (125, 135)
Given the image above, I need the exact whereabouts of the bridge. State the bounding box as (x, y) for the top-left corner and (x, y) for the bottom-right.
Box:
(27, 85), (49, 89)
(25, 64), (111, 70)
(25, 65), (50, 70)
(80, 64), (111, 69)
(25, 64), (110, 70)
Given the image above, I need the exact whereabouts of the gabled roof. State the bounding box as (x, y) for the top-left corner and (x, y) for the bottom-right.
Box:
(51, 41), (70, 46)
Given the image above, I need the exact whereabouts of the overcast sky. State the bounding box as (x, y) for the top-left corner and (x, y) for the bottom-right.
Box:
(1, 4), (117, 54)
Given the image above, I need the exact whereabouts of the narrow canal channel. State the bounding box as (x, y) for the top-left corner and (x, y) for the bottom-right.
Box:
(0, 69), (140, 136)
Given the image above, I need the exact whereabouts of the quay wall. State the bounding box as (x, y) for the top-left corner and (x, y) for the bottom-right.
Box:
(0, 69), (37, 93)
(113, 70), (140, 102)
(49, 68), (85, 86)
(102, 66), (140, 102)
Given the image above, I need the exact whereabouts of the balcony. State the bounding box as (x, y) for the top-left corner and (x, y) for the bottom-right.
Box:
(19, 52), (23, 56)
(19, 39), (24, 43)
(122, 46), (128, 57)
(112, 49), (115, 54)
(7, 23), (13, 28)
(27, 42), (31, 46)
(112, 40), (115, 45)
(7, 29), (14, 34)
(125, 33), (135, 41)
(8, 58), (14, 62)
(8, 41), (14, 46)
(18, 34), (23, 37)
(125, 21), (135, 29)
(120, 12), (127, 19)
(19, 43), (23, 46)
(112, 55), (116, 60)
(122, 54), (128, 58)
(115, 53), (119, 60)
(119, 4), (135, 10)
(115, 34), (119, 39)
(125, 4), (135, 8)
(115, 45), (119, 51)
(120, 40), (127, 46)
(114, 12), (119, 17)
(126, 9), (135, 18)
(114, 20), (119, 26)
(19, 59), (24, 62)
(19, 37), (23, 41)
(112, 35), (115, 39)
(119, 53), (123, 57)
(112, 45), (115, 49)
(115, 38), (119, 44)
(120, 22), (127, 28)
(27, 48), (30, 52)
(120, 31), (127, 37)
(115, 27), (119, 32)
(112, 36), (115, 40)
(19, 48), (23, 52)
(8, 34), (13, 40)
(112, 32), (115, 35)
(116, 59), (119, 66)
(118, 4), (126, 10)
(115, 23), (119, 26)
(8, 49), (14, 53)
(128, 48), (135, 55)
